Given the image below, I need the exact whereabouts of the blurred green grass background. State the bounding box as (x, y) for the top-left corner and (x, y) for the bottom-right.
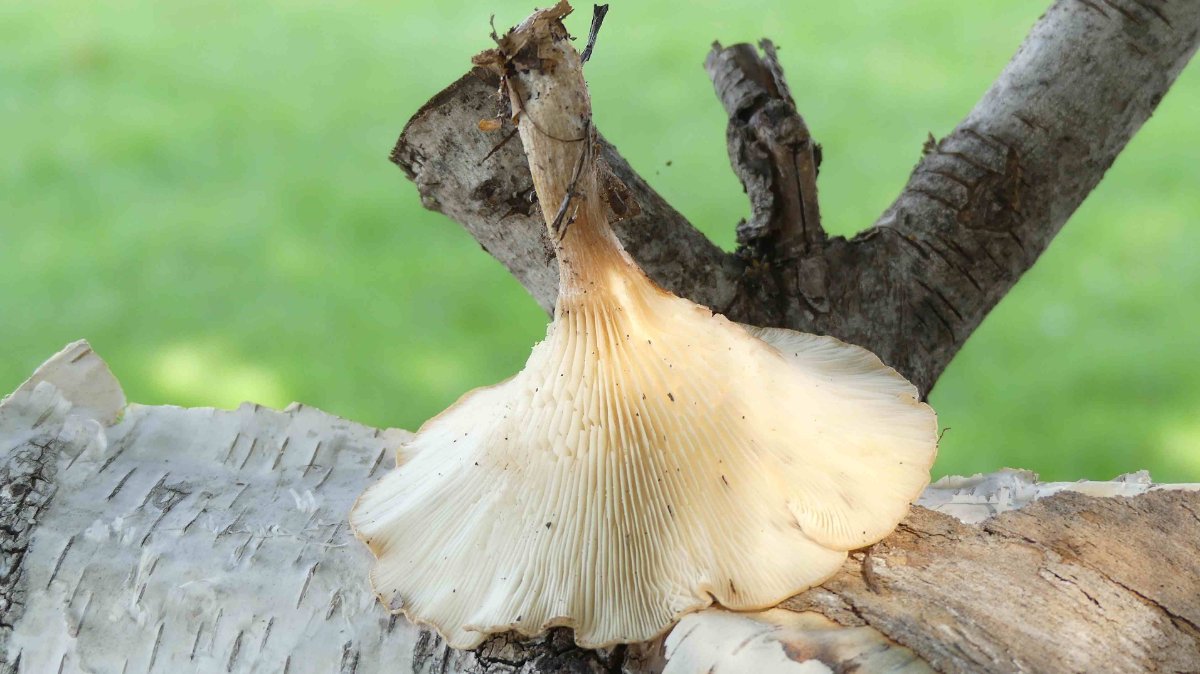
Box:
(3, 0), (1197, 481)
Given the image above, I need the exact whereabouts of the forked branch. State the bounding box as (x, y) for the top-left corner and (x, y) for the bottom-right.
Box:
(392, 0), (1199, 397)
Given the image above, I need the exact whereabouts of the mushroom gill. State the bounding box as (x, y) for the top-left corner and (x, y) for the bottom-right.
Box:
(350, 1), (937, 650)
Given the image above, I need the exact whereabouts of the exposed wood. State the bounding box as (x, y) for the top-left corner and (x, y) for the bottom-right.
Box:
(3, 343), (1199, 673)
(785, 492), (1200, 673)
(392, 0), (1200, 395)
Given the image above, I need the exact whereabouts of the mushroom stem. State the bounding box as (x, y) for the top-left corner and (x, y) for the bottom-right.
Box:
(475, 1), (635, 304)
(351, 2), (937, 650)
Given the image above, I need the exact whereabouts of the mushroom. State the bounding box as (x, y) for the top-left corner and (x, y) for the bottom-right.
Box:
(350, 2), (937, 649)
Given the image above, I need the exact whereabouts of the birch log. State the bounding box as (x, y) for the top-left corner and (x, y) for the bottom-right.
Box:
(2, 343), (1198, 673)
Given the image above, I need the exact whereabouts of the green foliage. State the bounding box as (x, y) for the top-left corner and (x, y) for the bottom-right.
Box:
(3, 0), (1197, 480)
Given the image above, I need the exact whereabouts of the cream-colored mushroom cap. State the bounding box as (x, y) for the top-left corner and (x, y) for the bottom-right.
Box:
(350, 1), (937, 650)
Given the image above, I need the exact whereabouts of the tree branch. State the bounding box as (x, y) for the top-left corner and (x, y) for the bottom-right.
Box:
(392, 0), (1199, 395)
(849, 0), (1200, 391)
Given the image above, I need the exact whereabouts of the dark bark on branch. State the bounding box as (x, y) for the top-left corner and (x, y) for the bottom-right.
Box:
(392, 0), (1200, 395)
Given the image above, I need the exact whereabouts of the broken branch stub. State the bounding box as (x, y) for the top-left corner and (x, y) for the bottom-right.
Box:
(705, 40), (824, 258)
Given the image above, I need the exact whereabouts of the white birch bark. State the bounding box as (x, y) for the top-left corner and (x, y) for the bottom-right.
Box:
(1, 342), (415, 673)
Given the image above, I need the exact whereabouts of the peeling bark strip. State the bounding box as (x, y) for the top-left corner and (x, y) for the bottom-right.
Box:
(392, 0), (1200, 395)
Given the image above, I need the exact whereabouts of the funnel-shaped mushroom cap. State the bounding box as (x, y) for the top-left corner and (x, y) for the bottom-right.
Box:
(351, 278), (936, 648)
(351, 0), (936, 650)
